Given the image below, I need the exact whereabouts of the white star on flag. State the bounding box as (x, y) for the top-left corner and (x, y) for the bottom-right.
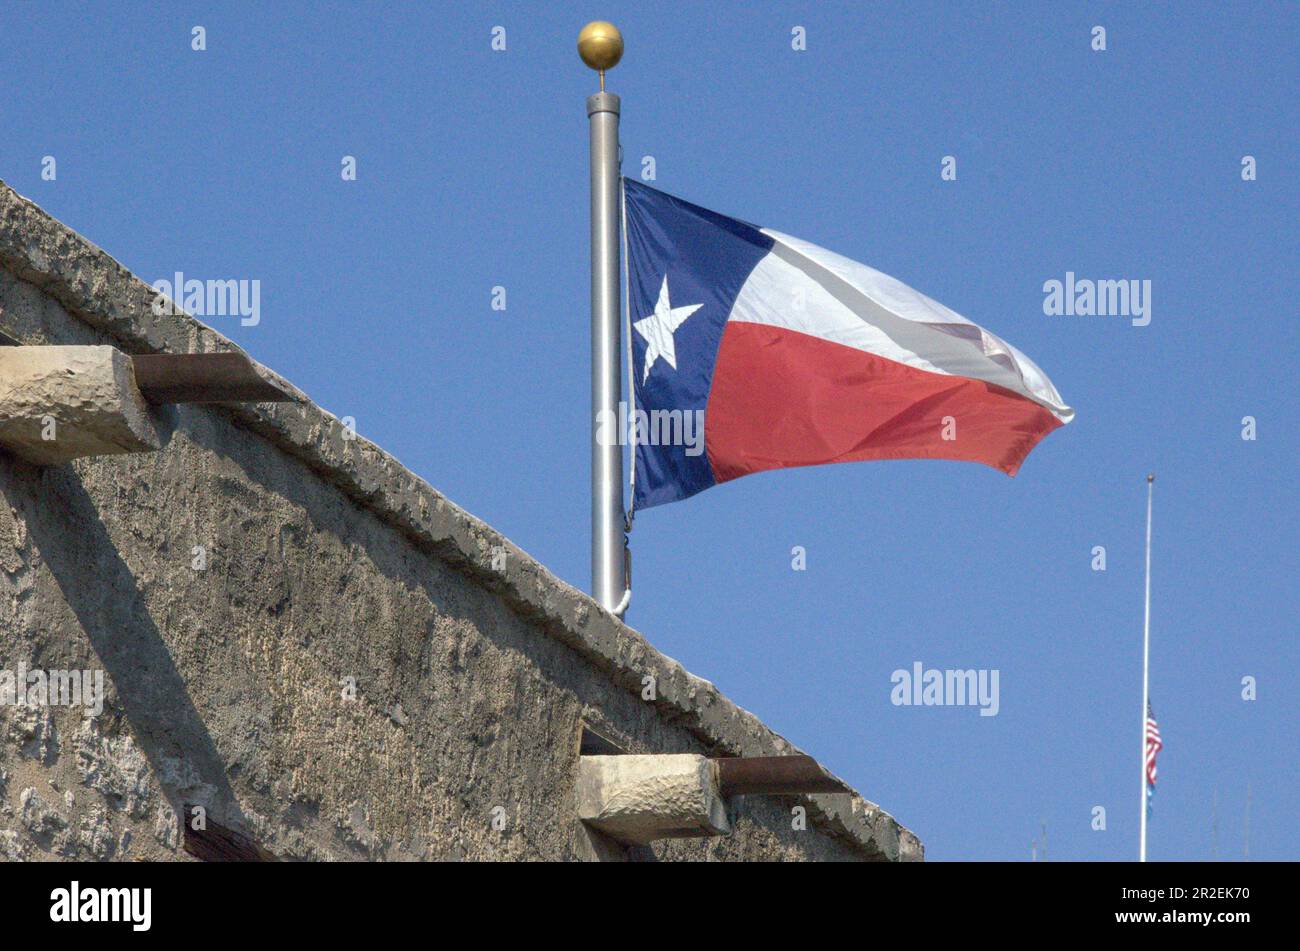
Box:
(634, 275), (702, 383)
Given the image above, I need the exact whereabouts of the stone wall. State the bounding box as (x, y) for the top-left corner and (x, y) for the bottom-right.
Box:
(0, 181), (920, 861)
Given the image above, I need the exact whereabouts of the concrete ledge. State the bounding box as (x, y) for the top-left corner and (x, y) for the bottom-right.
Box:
(0, 345), (164, 465)
(578, 754), (729, 844)
(0, 179), (922, 861)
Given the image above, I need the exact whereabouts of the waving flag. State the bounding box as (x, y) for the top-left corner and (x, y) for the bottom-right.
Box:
(623, 179), (1073, 509)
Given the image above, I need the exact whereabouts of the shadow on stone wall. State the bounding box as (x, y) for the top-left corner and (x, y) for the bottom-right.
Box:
(14, 462), (254, 844)
(184, 413), (660, 742)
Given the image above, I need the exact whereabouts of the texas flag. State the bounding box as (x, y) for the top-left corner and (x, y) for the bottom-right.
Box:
(623, 179), (1073, 510)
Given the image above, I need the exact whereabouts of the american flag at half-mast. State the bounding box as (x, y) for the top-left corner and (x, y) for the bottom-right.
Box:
(1145, 701), (1163, 815)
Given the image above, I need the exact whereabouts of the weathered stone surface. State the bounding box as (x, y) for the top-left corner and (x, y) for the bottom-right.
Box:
(72, 805), (117, 859)
(73, 717), (153, 818)
(577, 754), (729, 844)
(19, 787), (66, 846)
(0, 345), (163, 465)
(7, 704), (58, 764)
(0, 179), (922, 862)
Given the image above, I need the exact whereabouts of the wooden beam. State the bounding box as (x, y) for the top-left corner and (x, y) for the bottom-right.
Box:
(132, 352), (293, 404)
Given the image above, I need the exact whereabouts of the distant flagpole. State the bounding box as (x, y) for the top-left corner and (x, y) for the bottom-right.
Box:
(1139, 473), (1154, 861)
(580, 22), (628, 614)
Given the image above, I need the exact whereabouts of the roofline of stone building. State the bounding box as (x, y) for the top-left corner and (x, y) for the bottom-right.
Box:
(0, 180), (922, 861)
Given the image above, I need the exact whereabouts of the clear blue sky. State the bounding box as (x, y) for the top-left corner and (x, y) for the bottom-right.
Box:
(4, 2), (1295, 861)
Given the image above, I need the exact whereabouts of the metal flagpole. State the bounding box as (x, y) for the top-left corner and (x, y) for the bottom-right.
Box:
(580, 22), (627, 613)
(1139, 473), (1154, 861)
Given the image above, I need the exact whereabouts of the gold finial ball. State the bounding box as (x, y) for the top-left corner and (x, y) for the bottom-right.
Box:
(578, 21), (623, 71)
